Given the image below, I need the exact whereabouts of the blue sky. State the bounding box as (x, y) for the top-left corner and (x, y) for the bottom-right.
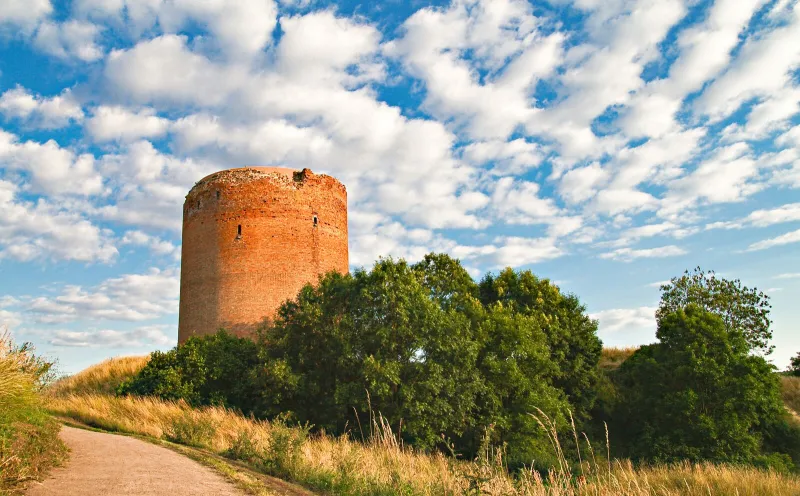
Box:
(0, 0), (798, 375)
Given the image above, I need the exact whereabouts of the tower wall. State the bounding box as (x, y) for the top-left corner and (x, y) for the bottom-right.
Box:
(178, 167), (348, 343)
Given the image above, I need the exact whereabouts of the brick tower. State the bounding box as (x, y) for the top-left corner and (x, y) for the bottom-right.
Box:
(178, 167), (348, 343)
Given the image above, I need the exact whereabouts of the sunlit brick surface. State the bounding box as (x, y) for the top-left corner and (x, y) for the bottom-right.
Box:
(178, 167), (348, 343)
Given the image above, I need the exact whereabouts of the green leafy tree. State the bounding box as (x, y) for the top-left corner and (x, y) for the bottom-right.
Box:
(255, 258), (484, 450)
(118, 330), (259, 410)
(657, 267), (773, 355)
(614, 305), (792, 468)
(478, 269), (602, 423)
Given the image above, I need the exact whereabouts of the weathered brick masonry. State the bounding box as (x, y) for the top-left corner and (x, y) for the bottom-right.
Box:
(178, 167), (348, 343)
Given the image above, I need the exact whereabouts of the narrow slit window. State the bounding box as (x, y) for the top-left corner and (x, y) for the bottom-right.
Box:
(237, 224), (242, 236)
(313, 215), (318, 226)
(216, 191), (221, 199)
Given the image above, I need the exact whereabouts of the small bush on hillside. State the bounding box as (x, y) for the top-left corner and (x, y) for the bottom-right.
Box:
(613, 305), (796, 469)
(118, 330), (259, 411)
(790, 352), (800, 377)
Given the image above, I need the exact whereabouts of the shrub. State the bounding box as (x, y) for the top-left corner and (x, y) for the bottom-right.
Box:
(657, 267), (773, 355)
(613, 305), (794, 468)
(790, 352), (800, 377)
(118, 330), (259, 411)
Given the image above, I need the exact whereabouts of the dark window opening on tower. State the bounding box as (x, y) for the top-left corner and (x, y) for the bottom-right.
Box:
(236, 224), (242, 239)
(313, 215), (318, 226)
(216, 191), (221, 199)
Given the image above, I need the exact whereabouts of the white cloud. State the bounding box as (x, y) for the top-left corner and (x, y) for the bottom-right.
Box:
(97, 140), (218, 231)
(0, 130), (103, 197)
(85, 106), (170, 142)
(696, 4), (800, 121)
(0, 86), (84, 129)
(591, 306), (657, 333)
(25, 267), (179, 324)
(49, 325), (173, 347)
(120, 230), (180, 260)
(707, 202), (800, 230)
(745, 228), (800, 251)
(559, 162), (608, 204)
(0, 0), (52, 32)
(599, 245), (687, 262)
(105, 35), (248, 106)
(661, 143), (763, 217)
(74, 0), (278, 59)
(33, 20), (104, 61)
(774, 272), (800, 280)
(278, 10), (383, 85)
(0, 180), (117, 263)
(462, 139), (545, 175)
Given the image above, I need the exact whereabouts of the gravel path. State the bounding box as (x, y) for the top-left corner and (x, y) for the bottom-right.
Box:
(26, 426), (244, 496)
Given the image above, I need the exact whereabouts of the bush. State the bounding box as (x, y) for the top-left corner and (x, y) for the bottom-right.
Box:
(790, 352), (800, 377)
(613, 305), (794, 468)
(118, 330), (259, 411)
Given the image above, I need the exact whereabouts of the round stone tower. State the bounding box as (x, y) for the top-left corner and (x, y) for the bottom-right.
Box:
(178, 167), (348, 343)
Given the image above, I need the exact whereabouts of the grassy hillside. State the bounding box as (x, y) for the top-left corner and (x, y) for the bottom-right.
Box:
(0, 333), (67, 494)
(598, 347), (638, 371)
(45, 357), (800, 496)
(783, 376), (800, 418)
(49, 356), (149, 397)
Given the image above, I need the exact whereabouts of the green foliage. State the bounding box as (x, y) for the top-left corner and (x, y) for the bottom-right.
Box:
(254, 254), (593, 467)
(255, 257), (484, 451)
(790, 352), (800, 377)
(613, 305), (794, 468)
(657, 267), (773, 355)
(478, 269), (603, 423)
(118, 330), (259, 410)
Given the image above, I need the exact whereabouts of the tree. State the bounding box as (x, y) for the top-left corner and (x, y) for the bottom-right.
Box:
(255, 258), (484, 451)
(657, 267), (773, 355)
(790, 352), (800, 377)
(118, 330), (260, 410)
(478, 269), (602, 423)
(613, 305), (792, 468)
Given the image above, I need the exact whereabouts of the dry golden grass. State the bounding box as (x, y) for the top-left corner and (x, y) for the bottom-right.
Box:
(48, 356), (149, 397)
(46, 392), (800, 496)
(598, 347), (639, 371)
(782, 376), (800, 418)
(0, 331), (67, 493)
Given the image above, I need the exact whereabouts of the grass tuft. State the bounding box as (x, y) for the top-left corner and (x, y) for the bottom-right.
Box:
(0, 330), (67, 494)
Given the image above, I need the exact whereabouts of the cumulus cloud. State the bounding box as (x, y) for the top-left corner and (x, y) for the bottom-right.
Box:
(25, 267), (179, 324)
(590, 306), (657, 334)
(0, 86), (84, 129)
(0, 0), (52, 33)
(120, 230), (180, 260)
(0, 180), (117, 263)
(85, 106), (170, 142)
(0, 130), (103, 197)
(33, 20), (104, 61)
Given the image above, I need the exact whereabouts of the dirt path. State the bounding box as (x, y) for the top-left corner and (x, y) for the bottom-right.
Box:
(26, 426), (244, 496)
